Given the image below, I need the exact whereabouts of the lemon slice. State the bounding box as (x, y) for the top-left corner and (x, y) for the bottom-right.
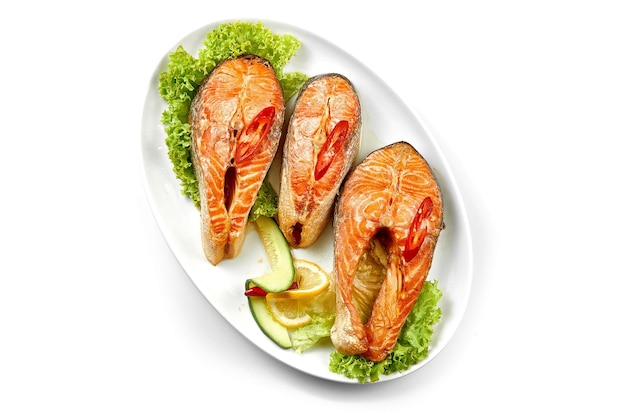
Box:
(266, 259), (331, 328)
(269, 259), (330, 300)
(266, 297), (312, 328)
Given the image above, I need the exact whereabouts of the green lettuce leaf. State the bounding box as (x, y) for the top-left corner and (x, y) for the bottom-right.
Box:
(249, 179), (278, 222)
(158, 21), (308, 207)
(291, 314), (335, 353)
(328, 280), (443, 383)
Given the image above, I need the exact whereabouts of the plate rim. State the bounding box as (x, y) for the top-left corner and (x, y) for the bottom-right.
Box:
(140, 18), (474, 384)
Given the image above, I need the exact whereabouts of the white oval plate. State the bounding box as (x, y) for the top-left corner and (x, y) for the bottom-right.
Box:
(140, 20), (473, 383)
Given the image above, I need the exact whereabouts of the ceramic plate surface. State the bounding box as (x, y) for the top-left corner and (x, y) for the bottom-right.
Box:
(141, 19), (473, 383)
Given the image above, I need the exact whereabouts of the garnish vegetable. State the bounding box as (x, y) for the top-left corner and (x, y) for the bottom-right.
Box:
(328, 280), (442, 383)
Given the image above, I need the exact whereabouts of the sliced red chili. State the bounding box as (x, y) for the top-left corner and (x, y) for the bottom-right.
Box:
(403, 197), (434, 262)
(236, 106), (276, 163)
(244, 281), (298, 297)
(314, 120), (349, 181)
(244, 286), (268, 297)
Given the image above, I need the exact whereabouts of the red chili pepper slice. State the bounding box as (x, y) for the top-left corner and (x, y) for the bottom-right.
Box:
(403, 197), (434, 262)
(244, 286), (268, 297)
(244, 281), (298, 297)
(236, 106), (276, 163)
(314, 120), (349, 181)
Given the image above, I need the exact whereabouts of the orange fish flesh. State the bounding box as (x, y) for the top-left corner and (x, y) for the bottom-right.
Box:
(330, 141), (444, 362)
(278, 73), (361, 248)
(189, 54), (285, 265)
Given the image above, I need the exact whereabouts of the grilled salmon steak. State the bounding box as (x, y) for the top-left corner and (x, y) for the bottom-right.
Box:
(189, 54), (285, 265)
(330, 141), (443, 362)
(278, 73), (361, 248)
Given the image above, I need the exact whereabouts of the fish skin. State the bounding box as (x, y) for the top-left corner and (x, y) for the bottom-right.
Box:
(278, 73), (361, 248)
(330, 141), (444, 362)
(189, 54), (285, 265)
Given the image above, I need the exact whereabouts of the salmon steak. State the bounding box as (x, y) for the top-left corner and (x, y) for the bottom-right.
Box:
(189, 54), (285, 265)
(330, 141), (444, 362)
(278, 73), (361, 248)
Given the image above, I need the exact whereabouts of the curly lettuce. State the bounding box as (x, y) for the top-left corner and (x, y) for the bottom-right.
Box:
(158, 21), (308, 207)
(248, 180), (278, 222)
(328, 280), (443, 383)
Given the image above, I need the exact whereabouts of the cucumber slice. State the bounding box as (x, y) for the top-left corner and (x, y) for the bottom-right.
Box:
(247, 282), (292, 349)
(248, 216), (295, 293)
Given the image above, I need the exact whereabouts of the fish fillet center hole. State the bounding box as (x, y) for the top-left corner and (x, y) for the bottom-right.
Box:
(352, 231), (389, 323)
(224, 166), (237, 211)
(291, 222), (303, 246)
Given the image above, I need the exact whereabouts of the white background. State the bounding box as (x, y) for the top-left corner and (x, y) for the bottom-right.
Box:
(2, 0), (625, 415)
